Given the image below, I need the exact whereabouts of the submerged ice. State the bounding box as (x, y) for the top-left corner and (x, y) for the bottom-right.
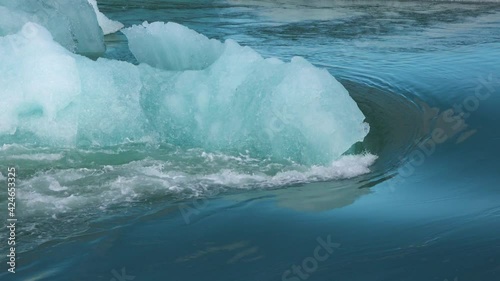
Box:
(0, 22), (369, 164)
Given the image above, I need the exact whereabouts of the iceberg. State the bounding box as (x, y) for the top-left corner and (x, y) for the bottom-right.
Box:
(88, 0), (124, 35)
(0, 0), (104, 56)
(0, 22), (369, 164)
(124, 22), (370, 163)
(122, 22), (224, 71)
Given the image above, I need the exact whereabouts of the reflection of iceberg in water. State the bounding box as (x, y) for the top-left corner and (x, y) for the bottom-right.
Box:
(220, 154), (384, 212)
(273, 181), (371, 212)
(223, 177), (373, 212)
(1, 21), (370, 165)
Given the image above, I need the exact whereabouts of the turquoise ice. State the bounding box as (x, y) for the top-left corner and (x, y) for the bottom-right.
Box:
(0, 22), (369, 164)
(0, 0), (104, 56)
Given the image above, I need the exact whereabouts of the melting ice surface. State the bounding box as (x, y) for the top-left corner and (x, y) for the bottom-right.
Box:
(0, 0), (123, 56)
(0, 0), (105, 56)
(0, 22), (370, 165)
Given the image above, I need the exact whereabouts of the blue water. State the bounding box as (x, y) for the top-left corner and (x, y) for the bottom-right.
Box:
(1, 0), (500, 280)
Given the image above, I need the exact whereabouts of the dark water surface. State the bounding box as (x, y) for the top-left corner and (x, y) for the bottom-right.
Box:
(1, 0), (500, 280)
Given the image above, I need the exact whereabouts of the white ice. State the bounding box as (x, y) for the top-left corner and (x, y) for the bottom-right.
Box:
(87, 0), (124, 35)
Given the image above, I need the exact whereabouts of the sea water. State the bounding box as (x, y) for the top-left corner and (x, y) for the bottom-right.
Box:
(0, 0), (499, 280)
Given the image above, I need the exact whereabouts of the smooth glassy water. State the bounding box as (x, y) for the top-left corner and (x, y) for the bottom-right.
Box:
(1, 0), (499, 280)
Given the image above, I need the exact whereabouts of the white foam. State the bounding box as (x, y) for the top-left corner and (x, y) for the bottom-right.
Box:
(16, 153), (377, 215)
(0, 144), (30, 151)
(122, 21), (223, 70)
(8, 153), (63, 161)
(201, 154), (378, 188)
(48, 178), (68, 191)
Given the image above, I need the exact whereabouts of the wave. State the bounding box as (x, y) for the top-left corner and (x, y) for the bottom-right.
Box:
(12, 151), (376, 215)
(0, 145), (376, 253)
